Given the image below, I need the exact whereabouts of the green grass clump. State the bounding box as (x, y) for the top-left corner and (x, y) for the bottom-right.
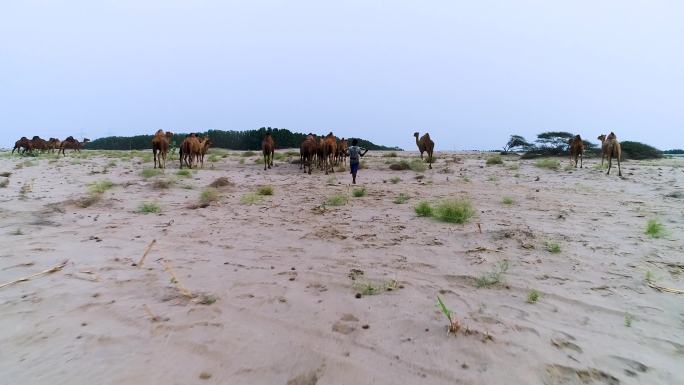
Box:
(535, 158), (560, 170)
(326, 194), (348, 206)
(10, 228), (24, 236)
(89, 179), (115, 194)
(208, 154), (220, 163)
(486, 155), (503, 165)
(394, 193), (410, 204)
(176, 169), (191, 177)
(137, 202), (161, 214)
(199, 188), (219, 206)
(352, 187), (366, 197)
(353, 279), (397, 296)
(242, 151), (256, 157)
(141, 168), (163, 178)
(526, 289), (541, 304)
(502, 196), (515, 205)
(409, 159), (427, 172)
(476, 260), (509, 288)
(434, 199), (475, 224)
(0, 179), (8, 188)
(624, 313), (634, 327)
(546, 242), (561, 253)
(390, 177), (402, 184)
(240, 193), (263, 205)
(257, 185), (274, 196)
(414, 201), (433, 217)
(645, 219), (664, 238)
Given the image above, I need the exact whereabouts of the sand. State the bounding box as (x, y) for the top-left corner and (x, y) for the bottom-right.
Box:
(0, 149), (682, 385)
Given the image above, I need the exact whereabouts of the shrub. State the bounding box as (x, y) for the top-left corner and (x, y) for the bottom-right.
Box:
(434, 199), (475, 224)
(352, 187), (366, 197)
(75, 194), (101, 208)
(476, 260), (509, 288)
(200, 188), (219, 206)
(486, 155), (503, 165)
(326, 194), (348, 206)
(526, 289), (541, 304)
(257, 185), (274, 196)
(141, 168), (162, 178)
(240, 193), (263, 205)
(390, 177), (402, 184)
(137, 202), (161, 214)
(208, 177), (233, 187)
(502, 196), (514, 205)
(152, 178), (174, 189)
(621, 141), (662, 160)
(645, 219), (664, 238)
(414, 201), (433, 217)
(89, 180), (115, 194)
(546, 242), (561, 253)
(394, 193), (409, 204)
(409, 159), (427, 172)
(389, 160), (410, 170)
(208, 154), (220, 163)
(535, 158), (560, 169)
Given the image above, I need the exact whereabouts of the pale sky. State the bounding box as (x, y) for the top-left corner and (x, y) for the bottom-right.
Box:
(1, 1), (683, 150)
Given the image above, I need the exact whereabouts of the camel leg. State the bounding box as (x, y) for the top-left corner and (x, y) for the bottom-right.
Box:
(264, 154), (267, 170)
(606, 155), (612, 175)
(580, 152), (583, 168)
(617, 153), (622, 177)
(428, 152), (433, 169)
(153, 149), (158, 168)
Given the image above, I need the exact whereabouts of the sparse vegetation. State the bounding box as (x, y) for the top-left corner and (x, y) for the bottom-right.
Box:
(208, 177), (233, 188)
(394, 193), (410, 204)
(137, 202), (162, 214)
(502, 196), (515, 205)
(141, 168), (163, 178)
(353, 279), (398, 296)
(526, 289), (541, 304)
(390, 176), (402, 184)
(476, 260), (509, 288)
(240, 193), (263, 205)
(645, 219), (664, 238)
(624, 313), (634, 327)
(437, 296), (461, 334)
(208, 154), (220, 163)
(414, 201), (433, 217)
(389, 160), (409, 171)
(486, 155), (503, 165)
(409, 159), (427, 172)
(326, 194), (348, 206)
(242, 151), (256, 157)
(434, 199), (475, 224)
(487, 175), (498, 182)
(75, 194), (101, 208)
(0, 179), (8, 188)
(152, 178), (174, 189)
(535, 158), (560, 170)
(546, 242), (561, 253)
(176, 169), (191, 177)
(352, 187), (366, 197)
(257, 185), (274, 196)
(10, 228), (24, 236)
(89, 179), (115, 194)
(199, 188), (219, 206)
(382, 151), (398, 158)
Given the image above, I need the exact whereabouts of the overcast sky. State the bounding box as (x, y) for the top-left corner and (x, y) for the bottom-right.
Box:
(1, 1), (683, 150)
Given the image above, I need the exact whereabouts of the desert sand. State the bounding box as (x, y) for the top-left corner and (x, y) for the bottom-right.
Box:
(0, 149), (682, 385)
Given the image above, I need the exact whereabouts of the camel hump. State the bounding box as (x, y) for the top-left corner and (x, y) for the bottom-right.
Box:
(421, 133), (431, 141)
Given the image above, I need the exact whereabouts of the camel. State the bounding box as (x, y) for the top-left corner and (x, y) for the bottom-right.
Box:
(47, 138), (61, 153)
(299, 134), (317, 175)
(568, 135), (584, 168)
(58, 136), (89, 156)
(323, 132), (338, 175)
(197, 136), (212, 168)
(261, 132), (275, 170)
(12, 137), (32, 155)
(598, 132), (622, 176)
(151, 130), (174, 169)
(316, 136), (326, 170)
(414, 132), (434, 169)
(29, 136), (49, 153)
(336, 138), (348, 165)
(179, 134), (201, 169)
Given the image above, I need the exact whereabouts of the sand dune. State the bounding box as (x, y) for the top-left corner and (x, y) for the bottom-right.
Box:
(0, 150), (682, 385)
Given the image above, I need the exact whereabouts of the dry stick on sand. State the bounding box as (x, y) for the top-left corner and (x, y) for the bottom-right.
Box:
(136, 239), (157, 267)
(143, 304), (161, 322)
(163, 261), (194, 298)
(647, 280), (684, 294)
(0, 260), (68, 289)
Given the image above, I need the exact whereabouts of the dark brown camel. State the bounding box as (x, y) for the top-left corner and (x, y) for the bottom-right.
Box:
(300, 134), (317, 175)
(151, 130), (173, 169)
(47, 138), (61, 153)
(58, 136), (89, 156)
(568, 135), (584, 168)
(29, 136), (49, 153)
(336, 138), (348, 166)
(262, 133), (275, 170)
(598, 132), (622, 176)
(12, 137), (32, 155)
(323, 132), (337, 175)
(414, 132), (435, 169)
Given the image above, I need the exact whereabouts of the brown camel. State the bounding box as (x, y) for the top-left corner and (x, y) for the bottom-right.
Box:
(29, 136), (49, 153)
(336, 138), (348, 165)
(414, 132), (435, 169)
(299, 134), (317, 174)
(323, 132), (338, 175)
(179, 134), (201, 169)
(58, 136), (89, 156)
(197, 136), (212, 168)
(12, 137), (32, 155)
(598, 132), (622, 176)
(262, 132), (275, 170)
(568, 135), (584, 168)
(47, 138), (61, 153)
(151, 130), (173, 169)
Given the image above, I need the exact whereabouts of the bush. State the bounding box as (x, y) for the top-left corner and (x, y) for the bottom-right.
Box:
(352, 188), (366, 197)
(394, 193), (409, 204)
(409, 159), (427, 172)
(535, 158), (560, 169)
(645, 219), (664, 238)
(389, 160), (410, 170)
(434, 199), (475, 224)
(137, 202), (161, 214)
(141, 168), (162, 178)
(240, 193), (263, 205)
(486, 155), (503, 165)
(326, 194), (348, 206)
(257, 185), (274, 195)
(200, 188), (219, 206)
(176, 169), (191, 177)
(502, 196), (514, 205)
(414, 201), (433, 217)
(390, 177), (402, 184)
(621, 141), (662, 160)
(89, 180), (115, 194)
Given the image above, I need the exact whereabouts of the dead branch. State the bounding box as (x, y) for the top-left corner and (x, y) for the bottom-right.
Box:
(0, 260), (69, 289)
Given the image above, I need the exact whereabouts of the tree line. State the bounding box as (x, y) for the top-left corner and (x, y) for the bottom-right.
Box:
(87, 127), (401, 151)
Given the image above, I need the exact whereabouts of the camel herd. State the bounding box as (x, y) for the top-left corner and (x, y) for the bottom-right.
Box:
(10, 130), (623, 177)
(11, 136), (90, 156)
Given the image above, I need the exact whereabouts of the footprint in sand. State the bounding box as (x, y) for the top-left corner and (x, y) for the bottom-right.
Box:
(332, 313), (359, 335)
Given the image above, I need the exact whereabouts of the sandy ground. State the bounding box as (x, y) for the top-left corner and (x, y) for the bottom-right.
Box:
(0, 149), (682, 385)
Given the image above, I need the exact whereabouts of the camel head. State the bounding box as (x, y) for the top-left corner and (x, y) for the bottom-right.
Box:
(83, 138), (90, 143)
(575, 135), (581, 141)
(607, 132), (616, 140)
(597, 134), (606, 142)
(165, 131), (174, 140)
(155, 129), (164, 136)
(413, 132), (419, 138)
